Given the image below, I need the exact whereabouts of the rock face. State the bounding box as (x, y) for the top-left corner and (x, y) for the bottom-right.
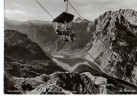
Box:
(83, 9), (137, 85)
(26, 72), (100, 94)
(7, 72), (100, 94)
(74, 64), (137, 93)
(8, 68), (137, 94)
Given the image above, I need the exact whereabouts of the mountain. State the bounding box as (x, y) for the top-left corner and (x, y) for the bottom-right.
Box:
(74, 17), (83, 22)
(4, 19), (93, 55)
(4, 30), (65, 93)
(82, 9), (137, 85)
(4, 30), (51, 60)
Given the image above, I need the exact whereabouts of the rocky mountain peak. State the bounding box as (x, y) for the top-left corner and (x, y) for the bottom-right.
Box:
(74, 17), (83, 22)
(94, 9), (137, 32)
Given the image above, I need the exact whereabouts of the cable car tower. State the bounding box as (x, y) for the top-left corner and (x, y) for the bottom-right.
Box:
(53, 0), (75, 42)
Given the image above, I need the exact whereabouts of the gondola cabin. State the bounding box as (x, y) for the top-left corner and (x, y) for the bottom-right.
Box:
(53, 0), (75, 42)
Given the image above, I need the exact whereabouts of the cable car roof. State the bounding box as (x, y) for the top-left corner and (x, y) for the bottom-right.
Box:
(53, 12), (74, 24)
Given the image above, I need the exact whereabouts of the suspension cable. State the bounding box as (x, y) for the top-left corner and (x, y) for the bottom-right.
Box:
(68, 1), (112, 51)
(68, 2), (83, 19)
(68, 1), (121, 62)
(34, 0), (106, 69)
(75, 40), (104, 68)
(35, 0), (54, 19)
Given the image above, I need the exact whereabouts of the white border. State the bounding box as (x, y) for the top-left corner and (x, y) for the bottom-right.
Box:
(0, 0), (4, 96)
(0, 0), (137, 99)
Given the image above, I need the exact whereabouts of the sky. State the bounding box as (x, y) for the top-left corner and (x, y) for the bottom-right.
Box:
(5, 0), (137, 21)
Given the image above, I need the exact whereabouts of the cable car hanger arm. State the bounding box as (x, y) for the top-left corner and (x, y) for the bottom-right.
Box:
(64, 0), (68, 12)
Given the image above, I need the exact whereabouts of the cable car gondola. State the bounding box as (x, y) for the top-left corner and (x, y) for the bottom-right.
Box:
(53, 0), (75, 42)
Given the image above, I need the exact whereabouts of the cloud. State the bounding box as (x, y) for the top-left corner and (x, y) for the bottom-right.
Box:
(5, 9), (28, 21)
(5, 0), (137, 21)
(5, 9), (27, 14)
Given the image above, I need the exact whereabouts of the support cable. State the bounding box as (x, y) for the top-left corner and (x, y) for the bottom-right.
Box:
(35, 0), (54, 19)
(68, 1), (122, 65)
(68, 1), (112, 52)
(35, 0), (105, 68)
(75, 40), (104, 68)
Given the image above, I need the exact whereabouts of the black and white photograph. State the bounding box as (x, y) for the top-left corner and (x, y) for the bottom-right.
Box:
(3, 0), (137, 95)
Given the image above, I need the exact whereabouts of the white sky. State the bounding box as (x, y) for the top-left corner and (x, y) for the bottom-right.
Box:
(5, 0), (137, 21)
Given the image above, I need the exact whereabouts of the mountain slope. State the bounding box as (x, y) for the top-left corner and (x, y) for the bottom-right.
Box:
(4, 30), (65, 93)
(4, 30), (51, 60)
(83, 9), (137, 85)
